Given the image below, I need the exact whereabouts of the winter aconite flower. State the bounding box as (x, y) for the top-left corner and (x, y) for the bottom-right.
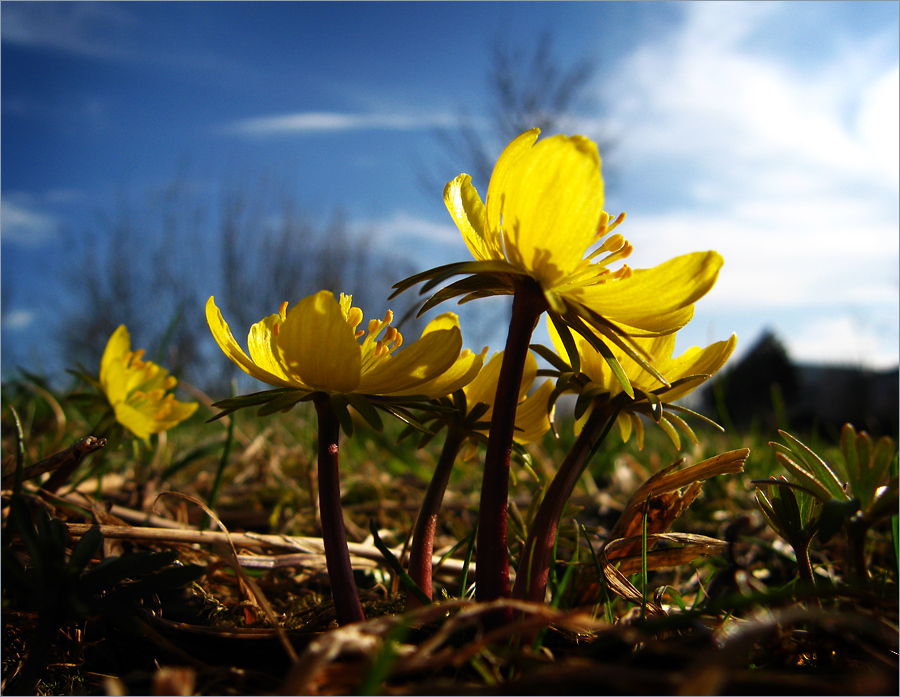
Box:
(206, 290), (484, 418)
(394, 128), (723, 389)
(208, 290), (484, 626)
(99, 325), (198, 440)
(547, 320), (737, 448)
(392, 128), (725, 608)
(514, 324), (735, 603)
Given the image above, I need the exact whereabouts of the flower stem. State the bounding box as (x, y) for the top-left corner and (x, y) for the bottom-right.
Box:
(512, 400), (618, 603)
(407, 423), (466, 608)
(313, 395), (365, 625)
(845, 518), (871, 590)
(477, 283), (546, 606)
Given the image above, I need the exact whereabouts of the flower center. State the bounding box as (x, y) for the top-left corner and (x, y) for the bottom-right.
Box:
(358, 308), (404, 373)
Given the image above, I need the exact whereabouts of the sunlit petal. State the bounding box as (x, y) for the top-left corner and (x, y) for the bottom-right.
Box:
(206, 297), (293, 387)
(577, 251), (722, 332)
(401, 346), (486, 398)
(248, 313), (293, 383)
(464, 350), (504, 408)
(357, 313), (462, 395)
(501, 135), (604, 284)
(277, 291), (361, 393)
(485, 128), (540, 237)
(660, 334), (737, 402)
(445, 174), (491, 262)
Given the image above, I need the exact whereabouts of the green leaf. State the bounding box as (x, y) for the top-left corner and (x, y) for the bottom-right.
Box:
(374, 403), (434, 435)
(81, 551), (179, 596)
(565, 313), (634, 399)
(772, 451), (833, 503)
(777, 430), (849, 502)
(665, 403), (725, 432)
(572, 304), (668, 386)
(549, 313), (581, 374)
(256, 390), (310, 416)
(329, 394), (355, 437)
(208, 387), (303, 420)
(369, 520), (431, 606)
(664, 411), (699, 446)
(657, 416), (681, 450)
(345, 393), (385, 432)
(528, 342), (574, 374)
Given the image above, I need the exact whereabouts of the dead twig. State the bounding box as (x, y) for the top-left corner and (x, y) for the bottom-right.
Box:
(2, 436), (107, 491)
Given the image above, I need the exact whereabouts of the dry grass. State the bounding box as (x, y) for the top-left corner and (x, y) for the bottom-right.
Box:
(2, 378), (897, 695)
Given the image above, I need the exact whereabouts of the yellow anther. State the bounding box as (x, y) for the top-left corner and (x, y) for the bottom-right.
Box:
(279, 301), (289, 319)
(612, 265), (633, 281)
(347, 307), (364, 331)
(607, 211), (626, 233)
(601, 233), (625, 253)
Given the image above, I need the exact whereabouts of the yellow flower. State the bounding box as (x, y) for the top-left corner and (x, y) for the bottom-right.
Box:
(549, 317), (736, 447)
(463, 350), (554, 447)
(100, 325), (198, 440)
(206, 290), (483, 399)
(442, 128), (722, 334)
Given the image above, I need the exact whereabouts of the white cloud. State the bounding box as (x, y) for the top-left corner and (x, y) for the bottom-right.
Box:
(785, 315), (898, 369)
(595, 2), (898, 367)
(222, 111), (457, 137)
(2, 309), (35, 331)
(1, 2), (138, 58)
(1, 198), (60, 245)
(368, 210), (461, 246)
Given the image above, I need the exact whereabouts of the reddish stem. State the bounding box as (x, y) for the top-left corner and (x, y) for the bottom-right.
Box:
(512, 401), (616, 602)
(407, 424), (466, 608)
(476, 284), (546, 608)
(313, 395), (365, 625)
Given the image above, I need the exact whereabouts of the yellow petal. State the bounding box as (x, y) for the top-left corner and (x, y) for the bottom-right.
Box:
(576, 251), (722, 332)
(357, 313), (462, 395)
(512, 379), (554, 444)
(206, 297), (292, 387)
(444, 174), (491, 261)
(659, 334), (737, 402)
(405, 346), (486, 399)
(113, 402), (156, 440)
(463, 350), (504, 408)
(485, 128), (541, 238)
(100, 325), (131, 402)
(277, 290), (362, 393)
(497, 134), (604, 284)
(247, 313), (293, 383)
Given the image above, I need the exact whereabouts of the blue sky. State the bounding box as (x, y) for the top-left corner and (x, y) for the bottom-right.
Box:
(2, 1), (898, 380)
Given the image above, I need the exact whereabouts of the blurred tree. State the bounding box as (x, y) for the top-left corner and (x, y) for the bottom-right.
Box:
(424, 29), (609, 194)
(57, 173), (416, 393)
(416, 29), (612, 347)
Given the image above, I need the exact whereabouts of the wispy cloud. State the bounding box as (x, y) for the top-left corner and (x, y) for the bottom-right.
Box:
(593, 2), (899, 367)
(1, 309), (36, 332)
(221, 111), (457, 137)
(1, 197), (60, 246)
(367, 211), (461, 246)
(1, 2), (139, 59)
